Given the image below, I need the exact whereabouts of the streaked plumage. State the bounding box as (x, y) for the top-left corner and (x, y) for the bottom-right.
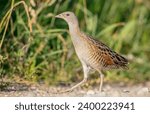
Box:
(55, 11), (128, 93)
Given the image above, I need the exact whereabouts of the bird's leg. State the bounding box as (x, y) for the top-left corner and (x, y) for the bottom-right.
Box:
(99, 71), (104, 92)
(59, 63), (89, 93)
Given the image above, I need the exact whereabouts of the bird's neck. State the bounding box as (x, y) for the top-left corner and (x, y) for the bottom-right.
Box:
(68, 23), (81, 39)
(68, 23), (86, 49)
(64, 16), (84, 43)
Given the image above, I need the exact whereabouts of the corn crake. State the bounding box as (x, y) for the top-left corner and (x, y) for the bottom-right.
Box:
(55, 11), (128, 93)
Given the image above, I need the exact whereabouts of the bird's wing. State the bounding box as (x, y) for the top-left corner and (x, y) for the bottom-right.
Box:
(84, 34), (128, 69)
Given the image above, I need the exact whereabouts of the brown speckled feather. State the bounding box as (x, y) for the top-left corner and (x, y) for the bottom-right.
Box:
(83, 33), (128, 70)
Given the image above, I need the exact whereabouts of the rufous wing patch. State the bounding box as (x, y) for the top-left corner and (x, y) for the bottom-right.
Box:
(102, 53), (114, 65)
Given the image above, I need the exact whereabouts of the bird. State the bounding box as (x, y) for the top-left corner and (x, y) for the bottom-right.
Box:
(55, 11), (128, 93)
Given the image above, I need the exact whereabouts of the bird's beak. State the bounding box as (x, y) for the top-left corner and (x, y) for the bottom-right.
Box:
(55, 14), (63, 18)
(55, 14), (60, 18)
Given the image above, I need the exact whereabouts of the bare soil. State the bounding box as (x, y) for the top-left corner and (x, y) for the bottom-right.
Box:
(0, 80), (150, 97)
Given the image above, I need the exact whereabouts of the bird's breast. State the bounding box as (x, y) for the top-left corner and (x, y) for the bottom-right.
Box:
(69, 31), (103, 69)
(70, 35), (89, 57)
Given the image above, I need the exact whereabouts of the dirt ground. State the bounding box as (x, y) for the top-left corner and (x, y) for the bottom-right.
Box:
(0, 80), (150, 97)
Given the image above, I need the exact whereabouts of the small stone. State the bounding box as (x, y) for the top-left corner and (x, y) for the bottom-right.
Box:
(105, 85), (111, 90)
(86, 90), (95, 95)
(30, 86), (36, 90)
(123, 89), (130, 93)
(137, 87), (149, 96)
(26, 92), (37, 97)
(98, 91), (107, 97)
(112, 91), (121, 97)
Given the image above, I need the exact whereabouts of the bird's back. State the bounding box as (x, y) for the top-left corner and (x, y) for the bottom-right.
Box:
(78, 33), (128, 70)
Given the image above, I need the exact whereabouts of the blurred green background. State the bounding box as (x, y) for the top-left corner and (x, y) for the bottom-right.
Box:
(0, 0), (150, 87)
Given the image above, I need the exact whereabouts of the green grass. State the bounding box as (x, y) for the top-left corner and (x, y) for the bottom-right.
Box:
(0, 0), (150, 86)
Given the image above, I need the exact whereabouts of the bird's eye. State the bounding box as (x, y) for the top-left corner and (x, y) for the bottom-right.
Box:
(66, 14), (70, 16)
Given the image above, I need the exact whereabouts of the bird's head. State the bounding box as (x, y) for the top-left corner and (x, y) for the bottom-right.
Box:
(55, 11), (78, 26)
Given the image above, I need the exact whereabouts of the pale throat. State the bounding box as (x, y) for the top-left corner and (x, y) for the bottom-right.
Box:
(67, 20), (86, 50)
(68, 21), (80, 36)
